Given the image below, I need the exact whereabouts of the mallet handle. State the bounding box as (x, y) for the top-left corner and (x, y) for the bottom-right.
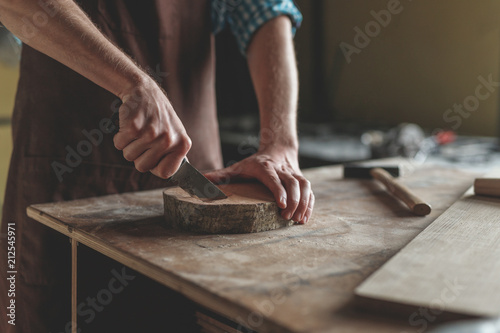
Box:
(370, 168), (431, 216)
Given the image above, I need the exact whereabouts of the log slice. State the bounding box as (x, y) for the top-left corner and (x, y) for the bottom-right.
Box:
(163, 183), (293, 234)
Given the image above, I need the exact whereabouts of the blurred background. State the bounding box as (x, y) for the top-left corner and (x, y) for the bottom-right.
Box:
(0, 26), (19, 216)
(216, 0), (500, 167)
(1, 0), (500, 214)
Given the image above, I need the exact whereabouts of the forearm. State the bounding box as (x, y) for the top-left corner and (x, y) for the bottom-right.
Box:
(246, 15), (299, 152)
(207, 16), (313, 224)
(0, 0), (191, 179)
(0, 0), (150, 98)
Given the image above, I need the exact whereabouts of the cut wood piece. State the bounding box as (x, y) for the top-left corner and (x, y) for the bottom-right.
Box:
(356, 169), (500, 318)
(474, 178), (500, 197)
(163, 183), (293, 234)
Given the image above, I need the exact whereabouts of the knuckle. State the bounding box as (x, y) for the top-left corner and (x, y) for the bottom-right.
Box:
(179, 135), (192, 153)
(131, 119), (143, 133)
(288, 178), (300, 188)
(158, 132), (173, 147)
(127, 126), (140, 138)
(309, 195), (315, 207)
(268, 175), (280, 185)
(261, 160), (273, 169)
(144, 124), (159, 139)
(300, 178), (311, 188)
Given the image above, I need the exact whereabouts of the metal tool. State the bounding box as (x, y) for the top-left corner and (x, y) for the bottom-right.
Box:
(110, 111), (227, 200)
(429, 318), (500, 333)
(344, 163), (431, 216)
(167, 158), (227, 200)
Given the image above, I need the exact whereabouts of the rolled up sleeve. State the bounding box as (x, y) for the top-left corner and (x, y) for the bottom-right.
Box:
(212, 0), (303, 55)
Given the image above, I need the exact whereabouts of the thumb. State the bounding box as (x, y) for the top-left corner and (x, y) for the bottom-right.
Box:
(204, 163), (241, 184)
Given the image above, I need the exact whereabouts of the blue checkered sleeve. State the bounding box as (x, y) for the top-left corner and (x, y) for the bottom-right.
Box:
(212, 0), (303, 55)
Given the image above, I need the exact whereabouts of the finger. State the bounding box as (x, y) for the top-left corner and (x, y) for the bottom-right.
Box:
(303, 192), (315, 224)
(113, 131), (139, 151)
(253, 166), (287, 209)
(143, 134), (191, 177)
(204, 164), (240, 184)
(150, 151), (185, 179)
(278, 172), (300, 220)
(121, 138), (152, 162)
(113, 105), (143, 150)
(129, 134), (176, 172)
(291, 176), (312, 223)
(132, 145), (165, 173)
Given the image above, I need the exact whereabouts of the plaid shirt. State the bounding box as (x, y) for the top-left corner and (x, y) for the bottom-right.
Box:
(212, 0), (303, 55)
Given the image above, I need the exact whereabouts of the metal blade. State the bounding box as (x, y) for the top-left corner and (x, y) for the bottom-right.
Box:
(168, 159), (227, 200)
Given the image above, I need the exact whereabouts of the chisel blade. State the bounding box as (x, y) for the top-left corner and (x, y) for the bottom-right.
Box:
(168, 158), (227, 200)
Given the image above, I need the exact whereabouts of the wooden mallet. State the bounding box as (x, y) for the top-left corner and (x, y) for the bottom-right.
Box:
(344, 164), (432, 216)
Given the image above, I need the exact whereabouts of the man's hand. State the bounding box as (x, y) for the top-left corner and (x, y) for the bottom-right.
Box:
(113, 79), (191, 179)
(222, 16), (314, 223)
(0, 0), (190, 179)
(205, 147), (314, 224)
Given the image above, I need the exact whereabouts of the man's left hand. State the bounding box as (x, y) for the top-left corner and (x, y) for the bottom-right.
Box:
(205, 148), (314, 224)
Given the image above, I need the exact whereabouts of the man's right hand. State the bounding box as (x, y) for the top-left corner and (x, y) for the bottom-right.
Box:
(113, 79), (192, 179)
(0, 0), (191, 179)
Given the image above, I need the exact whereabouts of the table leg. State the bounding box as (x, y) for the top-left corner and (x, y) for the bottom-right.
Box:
(71, 239), (78, 333)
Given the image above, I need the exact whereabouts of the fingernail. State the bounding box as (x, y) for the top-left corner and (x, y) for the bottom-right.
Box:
(284, 212), (292, 220)
(280, 197), (287, 208)
(303, 215), (309, 224)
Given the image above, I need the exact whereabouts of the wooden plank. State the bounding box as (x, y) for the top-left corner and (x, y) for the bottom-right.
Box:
(196, 311), (251, 333)
(197, 319), (228, 333)
(71, 239), (78, 333)
(164, 183), (293, 234)
(27, 203), (270, 332)
(27, 162), (480, 333)
(356, 170), (500, 318)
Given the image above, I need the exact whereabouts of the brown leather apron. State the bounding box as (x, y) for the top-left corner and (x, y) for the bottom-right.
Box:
(0, 1), (222, 332)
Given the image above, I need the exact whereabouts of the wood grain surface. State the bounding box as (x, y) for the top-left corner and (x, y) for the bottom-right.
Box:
(356, 170), (500, 318)
(27, 161), (480, 333)
(163, 183), (293, 234)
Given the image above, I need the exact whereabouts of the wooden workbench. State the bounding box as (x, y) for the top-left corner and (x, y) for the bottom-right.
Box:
(27, 162), (479, 332)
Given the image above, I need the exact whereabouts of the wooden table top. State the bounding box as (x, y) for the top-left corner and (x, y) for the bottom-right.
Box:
(27, 161), (480, 333)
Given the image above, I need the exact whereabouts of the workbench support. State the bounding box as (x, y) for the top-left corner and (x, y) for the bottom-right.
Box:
(71, 239), (78, 333)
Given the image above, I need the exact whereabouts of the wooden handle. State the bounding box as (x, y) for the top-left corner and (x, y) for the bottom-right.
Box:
(370, 168), (431, 216)
(474, 178), (500, 197)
